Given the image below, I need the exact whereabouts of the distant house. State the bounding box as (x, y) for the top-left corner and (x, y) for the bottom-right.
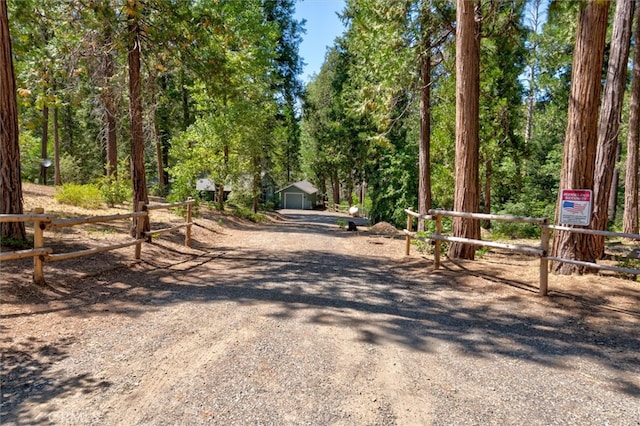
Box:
(276, 180), (319, 210)
(232, 172), (279, 204)
(197, 172), (277, 204)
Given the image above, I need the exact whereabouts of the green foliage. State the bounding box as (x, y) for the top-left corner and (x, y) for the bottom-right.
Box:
(227, 186), (254, 210)
(429, 72), (456, 209)
(336, 219), (347, 229)
(97, 175), (132, 207)
(0, 235), (33, 249)
(54, 184), (104, 208)
(232, 207), (268, 223)
(411, 233), (433, 254)
(57, 153), (83, 184)
(413, 216), (452, 254)
(475, 246), (490, 258)
(616, 257), (640, 282)
(18, 132), (42, 183)
(491, 200), (555, 239)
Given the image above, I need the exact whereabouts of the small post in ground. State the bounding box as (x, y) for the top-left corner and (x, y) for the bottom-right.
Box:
(539, 222), (550, 296)
(135, 201), (146, 260)
(33, 207), (46, 285)
(434, 215), (442, 270)
(405, 210), (413, 256)
(185, 198), (193, 247)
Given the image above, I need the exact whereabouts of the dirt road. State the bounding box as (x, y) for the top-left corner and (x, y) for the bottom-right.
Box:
(2, 209), (639, 425)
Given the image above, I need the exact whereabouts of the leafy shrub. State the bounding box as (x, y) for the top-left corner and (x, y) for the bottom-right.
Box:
(58, 154), (84, 184)
(232, 207), (267, 223)
(19, 132), (43, 183)
(227, 188), (254, 209)
(261, 200), (278, 212)
(492, 201), (554, 239)
(54, 184), (104, 208)
(414, 216), (452, 255)
(0, 235), (32, 249)
(97, 175), (132, 207)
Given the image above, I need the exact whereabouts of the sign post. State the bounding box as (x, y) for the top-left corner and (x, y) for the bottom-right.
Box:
(559, 189), (592, 226)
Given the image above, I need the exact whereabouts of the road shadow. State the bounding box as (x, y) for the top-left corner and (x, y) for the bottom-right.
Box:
(0, 332), (111, 425)
(2, 213), (639, 420)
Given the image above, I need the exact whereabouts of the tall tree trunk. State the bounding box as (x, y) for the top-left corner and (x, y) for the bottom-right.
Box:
(40, 103), (49, 185)
(127, 0), (149, 237)
(319, 176), (327, 207)
(449, 0), (481, 260)
(551, 1), (610, 275)
(64, 103), (74, 151)
(524, 0), (542, 148)
(180, 68), (190, 131)
(346, 170), (354, 206)
(331, 169), (340, 207)
(0, 0), (26, 241)
(53, 103), (61, 185)
(104, 24), (117, 177)
(418, 51), (432, 231)
(153, 118), (164, 195)
(591, 0), (635, 258)
(149, 71), (164, 195)
(623, 0), (640, 235)
(607, 143), (621, 220)
(524, 61), (535, 147)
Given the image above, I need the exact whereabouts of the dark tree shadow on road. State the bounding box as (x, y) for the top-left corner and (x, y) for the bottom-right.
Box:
(0, 332), (111, 425)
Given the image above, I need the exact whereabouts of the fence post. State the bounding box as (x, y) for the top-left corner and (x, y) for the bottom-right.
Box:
(185, 198), (193, 247)
(33, 207), (46, 285)
(434, 215), (442, 270)
(135, 201), (146, 260)
(539, 222), (550, 296)
(405, 210), (413, 255)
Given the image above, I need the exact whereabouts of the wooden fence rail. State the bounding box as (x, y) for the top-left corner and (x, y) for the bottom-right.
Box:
(144, 199), (193, 247)
(404, 208), (640, 296)
(0, 199), (194, 285)
(0, 212), (52, 283)
(48, 212), (147, 229)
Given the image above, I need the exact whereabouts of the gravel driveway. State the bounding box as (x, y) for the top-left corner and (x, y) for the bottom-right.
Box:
(1, 209), (639, 425)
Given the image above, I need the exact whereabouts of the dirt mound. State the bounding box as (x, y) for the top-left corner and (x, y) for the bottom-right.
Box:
(369, 221), (400, 235)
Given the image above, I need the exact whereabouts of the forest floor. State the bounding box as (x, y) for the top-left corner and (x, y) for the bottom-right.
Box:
(1, 183), (639, 425)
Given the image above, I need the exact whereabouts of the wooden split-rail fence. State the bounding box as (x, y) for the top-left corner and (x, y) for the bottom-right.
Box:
(0, 199), (193, 285)
(403, 208), (640, 296)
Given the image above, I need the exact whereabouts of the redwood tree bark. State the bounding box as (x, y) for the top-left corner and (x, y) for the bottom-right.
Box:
(591, 0), (635, 257)
(418, 50), (432, 231)
(127, 0), (149, 236)
(551, 1), (610, 275)
(0, 0), (26, 241)
(623, 0), (640, 235)
(104, 24), (117, 177)
(449, 0), (481, 260)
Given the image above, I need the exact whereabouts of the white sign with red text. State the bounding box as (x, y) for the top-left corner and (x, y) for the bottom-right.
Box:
(559, 189), (592, 226)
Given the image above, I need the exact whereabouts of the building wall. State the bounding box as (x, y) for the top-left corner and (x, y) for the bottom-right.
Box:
(280, 188), (317, 209)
